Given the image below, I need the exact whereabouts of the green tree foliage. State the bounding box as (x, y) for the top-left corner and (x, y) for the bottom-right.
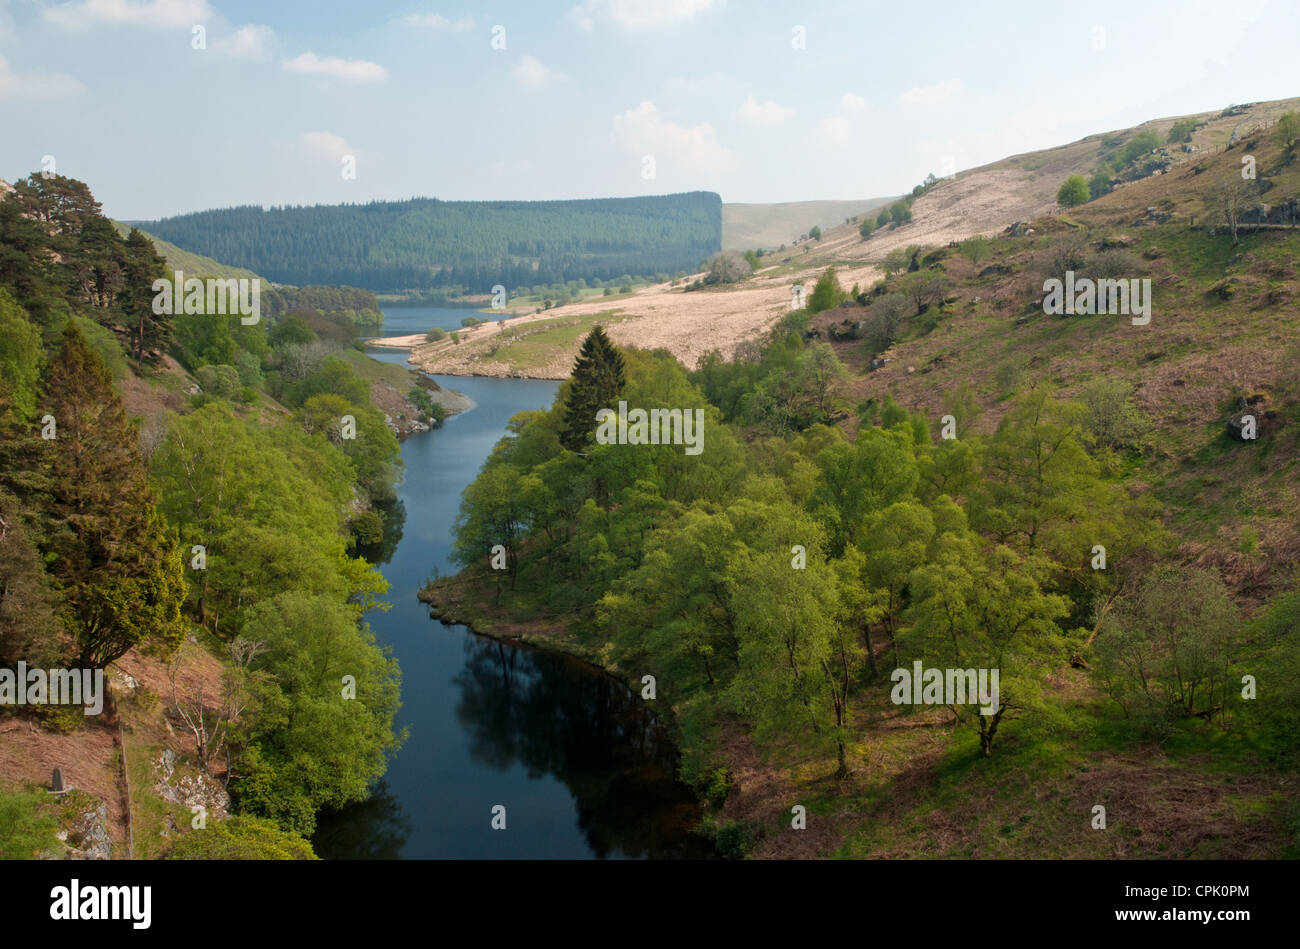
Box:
(228, 592), (403, 835)
(195, 364), (242, 401)
(0, 486), (67, 668)
(1275, 111), (1300, 154)
(168, 815), (318, 859)
(0, 289), (44, 418)
(41, 322), (186, 668)
(141, 193), (723, 292)
(451, 336), (1169, 772)
(809, 225), (822, 241)
(859, 218), (876, 240)
(150, 403), (387, 636)
(560, 325), (626, 452)
(1092, 566), (1240, 734)
(889, 201), (913, 225)
(1167, 118), (1198, 143)
(121, 227), (172, 360)
(1057, 174), (1091, 207)
(957, 235), (991, 267)
(807, 267), (844, 313)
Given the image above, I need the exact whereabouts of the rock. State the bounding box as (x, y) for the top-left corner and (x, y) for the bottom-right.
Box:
(978, 263), (1010, 278)
(65, 805), (112, 860)
(867, 357), (888, 372)
(1003, 221), (1033, 238)
(154, 750), (230, 822)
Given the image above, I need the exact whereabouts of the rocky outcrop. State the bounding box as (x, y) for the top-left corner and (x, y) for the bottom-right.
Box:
(153, 749), (230, 823)
(56, 804), (112, 860)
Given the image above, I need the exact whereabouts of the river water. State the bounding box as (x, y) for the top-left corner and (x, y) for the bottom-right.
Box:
(311, 345), (713, 859)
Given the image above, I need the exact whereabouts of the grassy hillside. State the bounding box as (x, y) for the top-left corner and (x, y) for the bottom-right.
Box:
(422, 97), (1300, 862)
(819, 123), (1300, 600)
(110, 220), (263, 282)
(723, 198), (895, 251)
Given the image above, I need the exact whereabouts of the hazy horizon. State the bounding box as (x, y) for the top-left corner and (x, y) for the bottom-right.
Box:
(2, 0), (1297, 219)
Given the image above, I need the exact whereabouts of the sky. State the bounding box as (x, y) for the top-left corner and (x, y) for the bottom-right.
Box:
(0, 0), (1297, 220)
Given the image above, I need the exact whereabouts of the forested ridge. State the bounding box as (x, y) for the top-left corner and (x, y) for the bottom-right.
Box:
(0, 173), (425, 858)
(137, 192), (723, 293)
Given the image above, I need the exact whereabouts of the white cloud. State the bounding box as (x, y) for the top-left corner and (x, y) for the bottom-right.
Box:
(282, 52), (388, 84)
(841, 93), (866, 112)
(611, 100), (734, 174)
(818, 115), (853, 146)
(213, 24), (272, 59)
(0, 54), (88, 100)
(900, 78), (963, 106)
(300, 131), (354, 161)
(400, 13), (475, 31)
(734, 94), (794, 127)
(43, 0), (212, 29)
(511, 55), (564, 87)
(572, 0), (720, 31)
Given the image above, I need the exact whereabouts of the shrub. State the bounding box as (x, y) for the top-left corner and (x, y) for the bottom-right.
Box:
(1057, 174), (1091, 207)
(714, 819), (765, 859)
(424, 327), (447, 342)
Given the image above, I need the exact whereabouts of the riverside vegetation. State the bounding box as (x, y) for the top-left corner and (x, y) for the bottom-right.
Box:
(0, 173), (429, 858)
(426, 130), (1300, 859)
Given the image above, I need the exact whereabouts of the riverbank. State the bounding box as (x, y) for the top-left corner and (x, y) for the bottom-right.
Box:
(417, 567), (850, 860)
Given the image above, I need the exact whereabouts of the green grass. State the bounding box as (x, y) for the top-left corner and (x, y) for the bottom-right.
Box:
(479, 311), (629, 372)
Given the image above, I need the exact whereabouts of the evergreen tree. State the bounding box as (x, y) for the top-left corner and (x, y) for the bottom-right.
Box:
(560, 325), (625, 452)
(41, 322), (186, 668)
(122, 227), (171, 361)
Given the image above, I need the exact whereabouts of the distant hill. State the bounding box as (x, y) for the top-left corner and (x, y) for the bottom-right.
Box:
(135, 192), (723, 294)
(723, 198), (894, 251)
(109, 220), (262, 282)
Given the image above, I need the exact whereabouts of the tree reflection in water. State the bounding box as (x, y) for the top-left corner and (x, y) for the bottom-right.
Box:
(453, 635), (716, 859)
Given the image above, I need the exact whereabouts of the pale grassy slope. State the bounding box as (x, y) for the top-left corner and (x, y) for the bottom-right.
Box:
(723, 197), (895, 250)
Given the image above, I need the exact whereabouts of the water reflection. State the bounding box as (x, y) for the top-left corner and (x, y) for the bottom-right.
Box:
(312, 782), (412, 860)
(453, 635), (716, 859)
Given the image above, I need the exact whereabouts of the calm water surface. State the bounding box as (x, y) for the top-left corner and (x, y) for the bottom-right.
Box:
(312, 345), (713, 859)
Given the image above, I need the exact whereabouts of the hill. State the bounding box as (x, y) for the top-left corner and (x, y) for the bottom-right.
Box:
(423, 96), (1300, 863)
(722, 197), (895, 251)
(109, 220), (262, 282)
(135, 192), (723, 294)
(406, 98), (1300, 381)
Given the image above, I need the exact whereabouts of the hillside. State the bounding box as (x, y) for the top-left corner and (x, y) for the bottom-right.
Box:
(422, 97), (1300, 863)
(403, 98), (1300, 382)
(109, 220), (262, 282)
(722, 197), (895, 251)
(136, 192), (723, 294)
(0, 172), (465, 860)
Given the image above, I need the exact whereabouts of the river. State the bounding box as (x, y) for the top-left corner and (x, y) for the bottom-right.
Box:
(311, 345), (714, 859)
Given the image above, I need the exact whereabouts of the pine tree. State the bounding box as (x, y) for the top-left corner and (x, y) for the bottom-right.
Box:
(123, 228), (171, 361)
(42, 321), (186, 668)
(560, 325), (625, 453)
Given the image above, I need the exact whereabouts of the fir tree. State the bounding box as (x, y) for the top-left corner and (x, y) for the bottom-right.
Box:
(41, 322), (186, 668)
(560, 325), (625, 453)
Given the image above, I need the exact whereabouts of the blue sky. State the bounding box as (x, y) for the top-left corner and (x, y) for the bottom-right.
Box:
(1, 0), (1297, 219)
